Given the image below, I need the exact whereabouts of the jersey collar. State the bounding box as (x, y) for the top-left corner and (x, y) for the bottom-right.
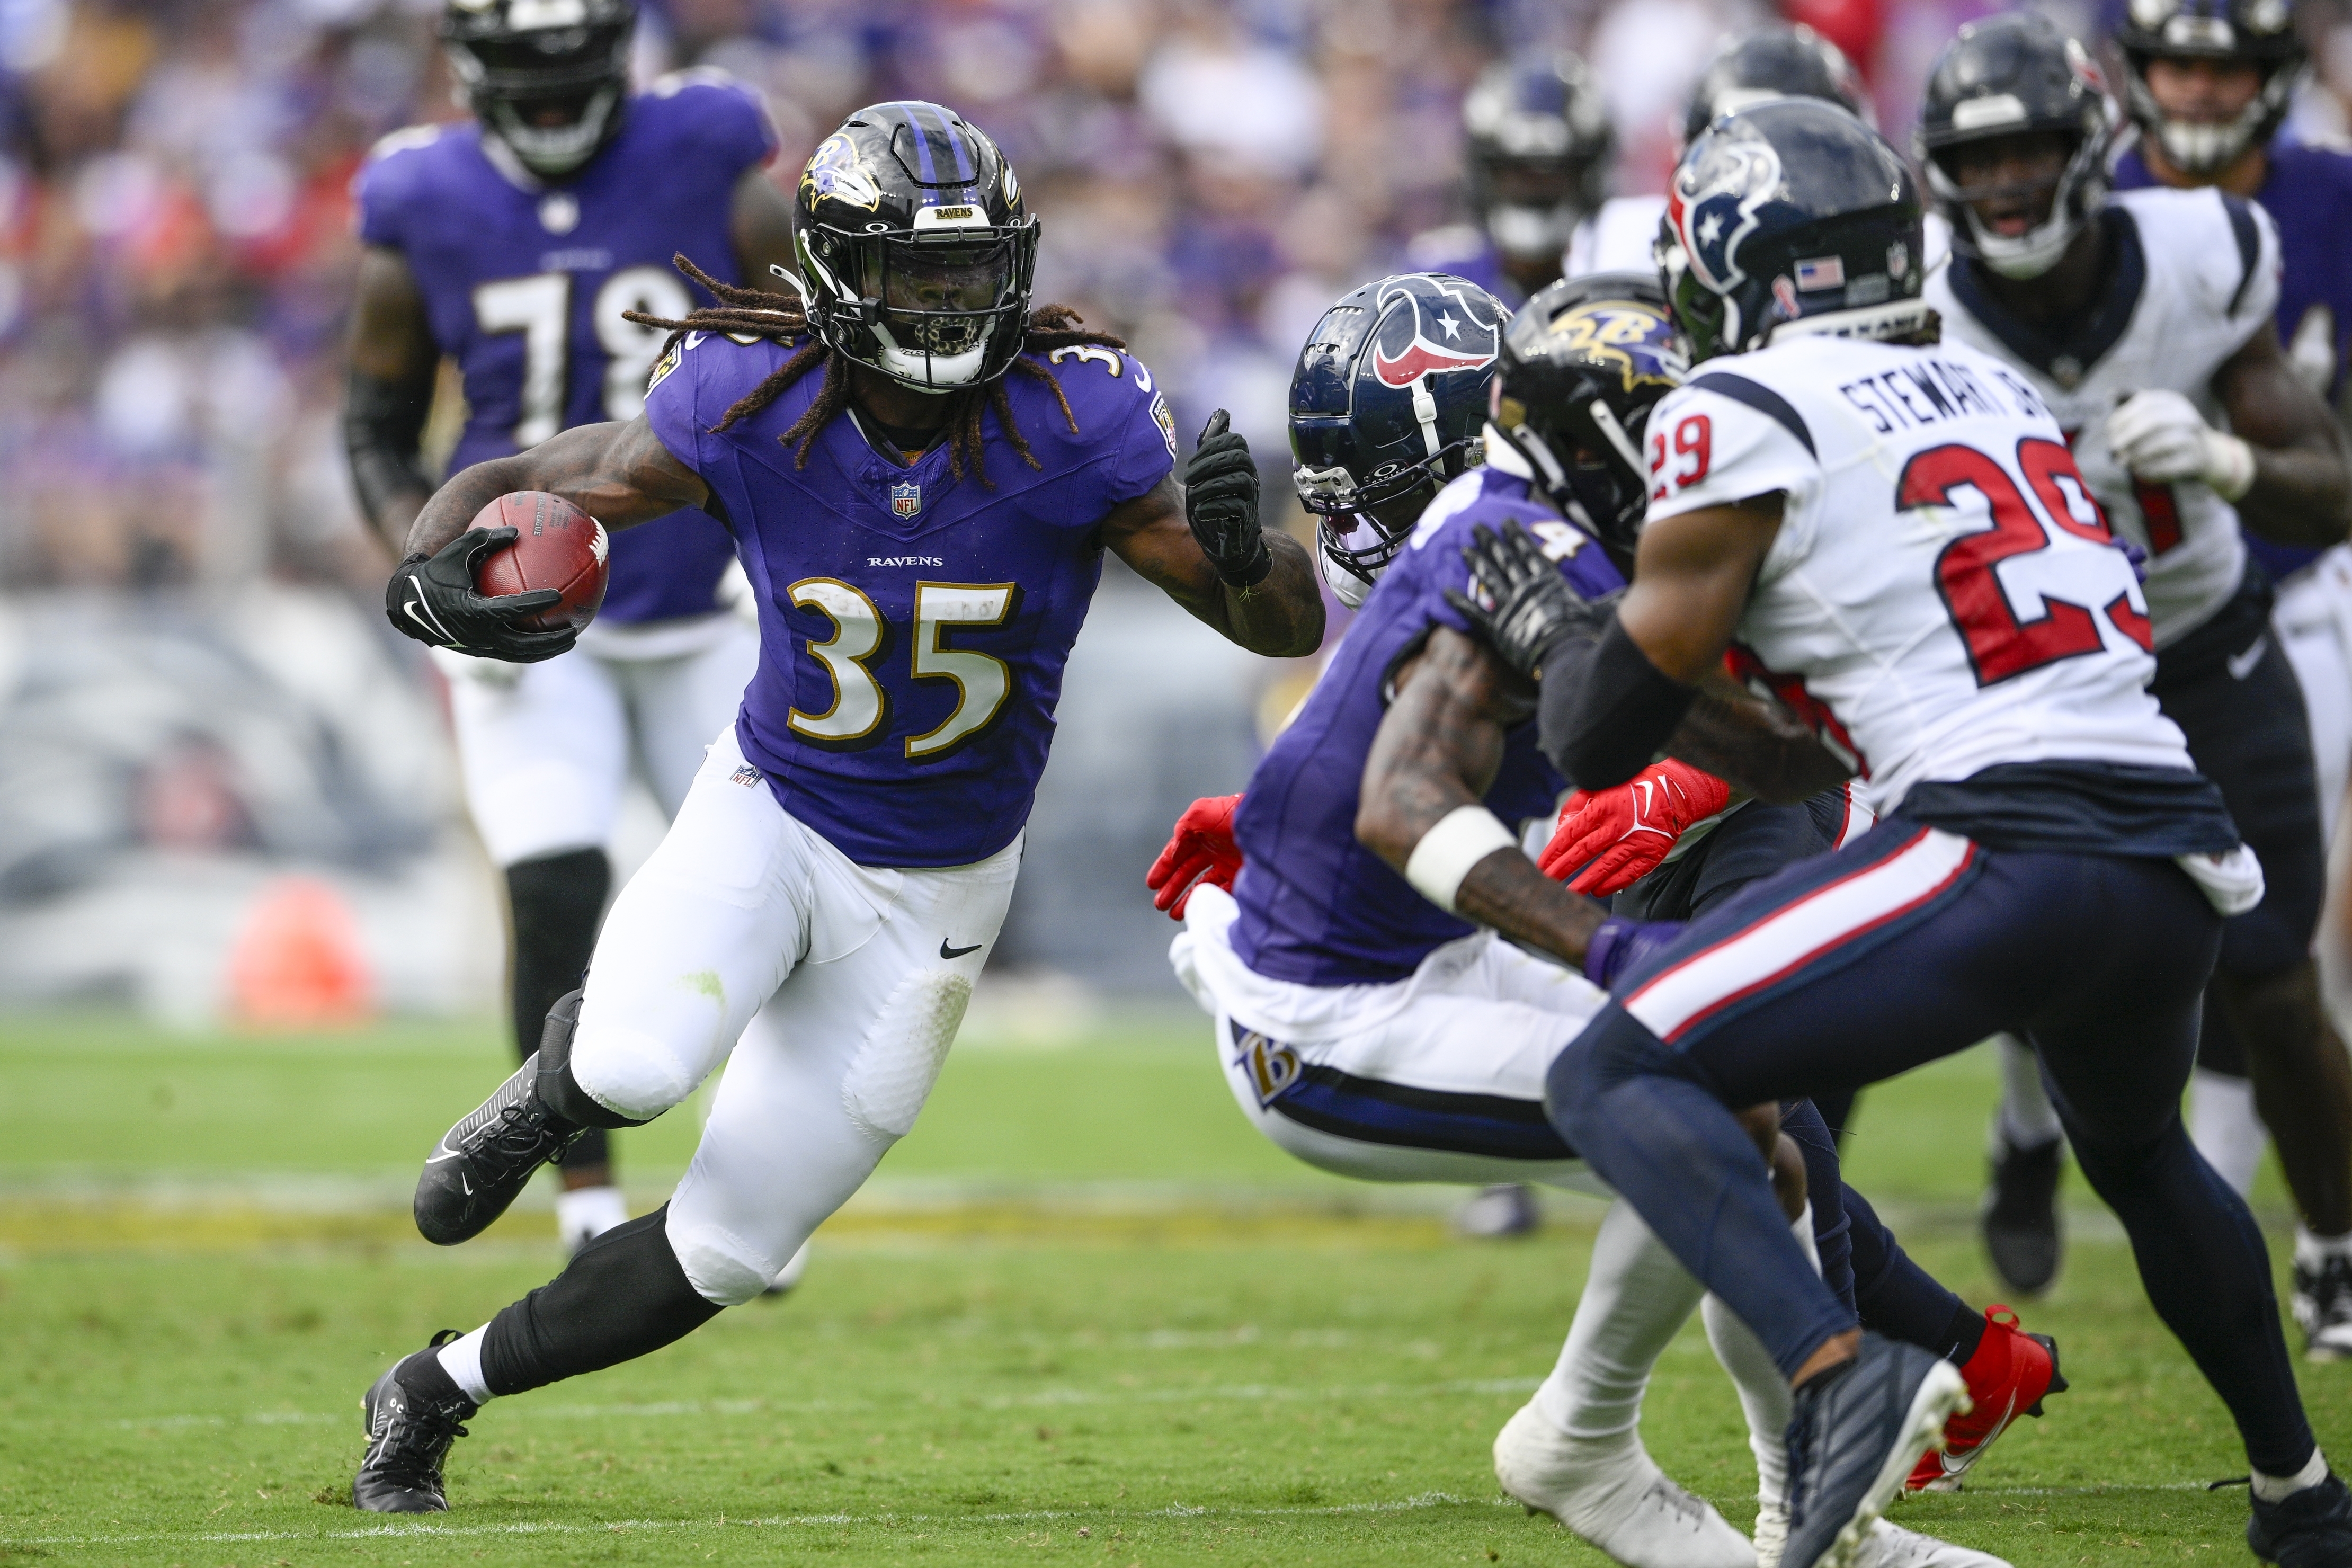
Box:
(1948, 206), (2146, 389)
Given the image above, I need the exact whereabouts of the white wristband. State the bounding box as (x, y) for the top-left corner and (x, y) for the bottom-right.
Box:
(1404, 805), (1519, 914)
(2205, 430), (2257, 503)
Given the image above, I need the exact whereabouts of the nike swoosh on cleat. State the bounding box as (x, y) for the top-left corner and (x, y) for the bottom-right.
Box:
(940, 939), (983, 960)
(459, 1173), (474, 1196)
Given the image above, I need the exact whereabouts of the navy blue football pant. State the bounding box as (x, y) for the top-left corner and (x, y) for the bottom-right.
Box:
(1550, 821), (2315, 1474)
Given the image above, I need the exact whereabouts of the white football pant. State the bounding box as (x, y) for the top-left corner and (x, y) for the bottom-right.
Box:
(568, 724), (1020, 1305)
(437, 612), (760, 867)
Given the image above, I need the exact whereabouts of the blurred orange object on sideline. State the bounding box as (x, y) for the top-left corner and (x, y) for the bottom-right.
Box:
(227, 877), (373, 1028)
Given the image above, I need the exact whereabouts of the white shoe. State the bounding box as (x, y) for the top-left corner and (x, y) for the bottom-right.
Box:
(1756, 1507), (2007, 1568)
(554, 1184), (629, 1254)
(1494, 1402), (1754, 1568)
(763, 1241), (811, 1298)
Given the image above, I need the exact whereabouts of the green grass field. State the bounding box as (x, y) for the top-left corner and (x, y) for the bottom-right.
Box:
(0, 1010), (2338, 1566)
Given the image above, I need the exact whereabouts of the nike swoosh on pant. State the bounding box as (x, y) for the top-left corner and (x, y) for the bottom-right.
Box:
(940, 939), (983, 960)
(2228, 637), (2268, 680)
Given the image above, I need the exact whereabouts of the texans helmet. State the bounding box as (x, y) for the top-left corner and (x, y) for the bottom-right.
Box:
(1919, 14), (2118, 281)
(1683, 24), (1875, 146)
(1490, 273), (1686, 557)
(2115, 0), (2304, 175)
(441, 0), (635, 178)
(1463, 52), (1616, 266)
(1289, 273), (1510, 595)
(795, 102), (1039, 393)
(1659, 98), (1928, 364)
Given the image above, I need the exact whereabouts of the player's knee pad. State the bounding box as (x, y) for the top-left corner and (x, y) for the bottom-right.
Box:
(536, 990), (656, 1129)
(665, 1210), (791, 1307)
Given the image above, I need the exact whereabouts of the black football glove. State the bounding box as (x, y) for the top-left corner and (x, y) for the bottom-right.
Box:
(1183, 409), (1271, 587)
(385, 527), (579, 663)
(1444, 520), (1620, 679)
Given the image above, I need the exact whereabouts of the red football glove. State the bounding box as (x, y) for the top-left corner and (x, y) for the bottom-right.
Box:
(1537, 761), (1733, 895)
(1147, 794), (1244, 920)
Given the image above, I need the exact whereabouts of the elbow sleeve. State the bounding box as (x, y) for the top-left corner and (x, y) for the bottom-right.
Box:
(343, 369), (433, 532)
(1538, 616), (1697, 790)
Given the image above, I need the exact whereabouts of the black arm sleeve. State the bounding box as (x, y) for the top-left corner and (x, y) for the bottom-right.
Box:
(1537, 614), (1699, 790)
(343, 364), (435, 538)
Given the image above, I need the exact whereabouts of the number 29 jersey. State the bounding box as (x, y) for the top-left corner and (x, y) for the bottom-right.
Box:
(1642, 333), (2192, 816)
(353, 72), (777, 626)
(643, 331), (1178, 869)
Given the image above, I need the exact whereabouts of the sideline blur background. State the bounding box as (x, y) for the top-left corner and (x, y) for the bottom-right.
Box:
(2, 0), (2349, 1023)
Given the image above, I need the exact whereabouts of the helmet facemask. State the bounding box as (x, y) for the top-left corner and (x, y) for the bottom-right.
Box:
(1926, 126), (2109, 280)
(445, 15), (633, 179)
(800, 219), (1039, 393)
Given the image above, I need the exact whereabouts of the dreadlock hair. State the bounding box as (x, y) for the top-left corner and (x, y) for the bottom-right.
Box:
(626, 254), (1129, 486)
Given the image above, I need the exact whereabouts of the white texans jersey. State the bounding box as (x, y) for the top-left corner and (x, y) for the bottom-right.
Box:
(1568, 194), (1949, 279)
(1645, 334), (2192, 815)
(1927, 187), (2280, 645)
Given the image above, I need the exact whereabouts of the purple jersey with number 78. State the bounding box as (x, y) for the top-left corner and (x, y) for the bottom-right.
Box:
(353, 70), (774, 625)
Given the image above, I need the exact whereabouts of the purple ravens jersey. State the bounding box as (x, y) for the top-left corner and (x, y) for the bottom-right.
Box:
(2116, 139), (2352, 582)
(354, 71), (776, 625)
(643, 331), (1179, 867)
(1228, 466), (1621, 987)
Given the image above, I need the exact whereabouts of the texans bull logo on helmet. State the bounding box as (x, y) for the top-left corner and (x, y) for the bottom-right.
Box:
(1667, 138), (1785, 297)
(1369, 277), (1505, 388)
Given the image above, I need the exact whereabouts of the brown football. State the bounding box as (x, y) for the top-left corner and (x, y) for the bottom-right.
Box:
(469, 492), (610, 633)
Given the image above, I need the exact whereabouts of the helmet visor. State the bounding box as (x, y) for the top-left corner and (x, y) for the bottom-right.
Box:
(862, 237), (1023, 356)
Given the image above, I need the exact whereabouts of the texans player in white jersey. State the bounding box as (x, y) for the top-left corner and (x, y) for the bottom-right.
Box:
(345, 104), (1324, 1513)
(1912, 13), (2352, 1349)
(344, 0), (792, 1255)
(1153, 272), (2019, 1568)
(1454, 98), (2346, 1568)
(2107, 0), (2352, 1356)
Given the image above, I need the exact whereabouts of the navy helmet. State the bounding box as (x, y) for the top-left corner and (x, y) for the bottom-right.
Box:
(1463, 52), (1616, 265)
(1659, 98), (1928, 363)
(1289, 273), (1510, 593)
(795, 102), (1039, 393)
(2115, 0), (2304, 175)
(442, 0), (636, 177)
(1919, 14), (2118, 281)
(1683, 24), (1874, 146)
(1490, 272), (1686, 556)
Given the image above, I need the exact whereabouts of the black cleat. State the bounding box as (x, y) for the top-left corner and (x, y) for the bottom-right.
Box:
(414, 1050), (584, 1245)
(1981, 1133), (2063, 1297)
(353, 1331), (478, 1513)
(1784, 1332), (1971, 1568)
(2292, 1254), (2352, 1363)
(2250, 1473), (2352, 1566)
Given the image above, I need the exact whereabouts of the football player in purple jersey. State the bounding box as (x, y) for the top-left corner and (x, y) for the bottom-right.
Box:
(348, 101), (1323, 1513)
(1403, 52), (1615, 309)
(344, 0), (795, 1255)
(2107, 0), (2352, 1358)
(1155, 274), (2034, 1567)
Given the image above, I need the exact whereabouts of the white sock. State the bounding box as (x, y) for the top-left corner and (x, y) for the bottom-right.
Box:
(2193, 1070), (2269, 1199)
(2296, 1226), (2352, 1267)
(435, 1325), (494, 1405)
(556, 1184), (629, 1250)
(1995, 1033), (2064, 1148)
(1533, 1197), (1706, 1444)
(2252, 1447), (2329, 1502)
(1700, 1207), (1820, 1512)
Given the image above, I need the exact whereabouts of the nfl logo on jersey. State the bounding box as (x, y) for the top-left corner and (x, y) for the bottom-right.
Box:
(891, 482), (922, 519)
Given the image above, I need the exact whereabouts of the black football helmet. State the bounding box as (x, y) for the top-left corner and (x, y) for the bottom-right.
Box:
(1463, 52), (1616, 266)
(2115, 0), (2305, 175)
(442, 0), (635, 179)
(1490, 273), (1686, 556)
(1289, 273), (1509, 597)
(1658, 98), (1928, 364)
(794, 102), (1039, 394)
(1683, 24), (1874, 146)
(1919, 13), (2118, 281)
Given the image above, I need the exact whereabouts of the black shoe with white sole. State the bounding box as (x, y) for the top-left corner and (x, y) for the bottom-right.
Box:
(2250, 1473), (2352, 1566)
(1784, 1333), (1972, 1568)
(353, 1330), (478, 1513)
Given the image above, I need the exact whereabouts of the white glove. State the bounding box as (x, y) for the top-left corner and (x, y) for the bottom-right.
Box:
(2105, 389), (2257, 502)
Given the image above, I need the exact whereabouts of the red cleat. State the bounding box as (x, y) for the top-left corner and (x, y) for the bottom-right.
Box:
(1906, 1305), (2066, 1493)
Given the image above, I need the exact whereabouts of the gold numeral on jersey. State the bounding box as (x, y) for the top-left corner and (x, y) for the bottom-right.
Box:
(905, 583), (1017, 759)
(787, 579), (888, 742)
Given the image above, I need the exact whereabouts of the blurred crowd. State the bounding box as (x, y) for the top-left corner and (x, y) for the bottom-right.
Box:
(8, 0), (2352, 598)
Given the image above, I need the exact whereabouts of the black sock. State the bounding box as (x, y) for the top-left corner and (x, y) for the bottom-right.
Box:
(478, 1204), (722, 1397)
(1940, 1299), (1988, 1365)
(1846, 1181), (1975, 1356)
(505, 849), (610, 1068)
(395, 1335), (474, 1411)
